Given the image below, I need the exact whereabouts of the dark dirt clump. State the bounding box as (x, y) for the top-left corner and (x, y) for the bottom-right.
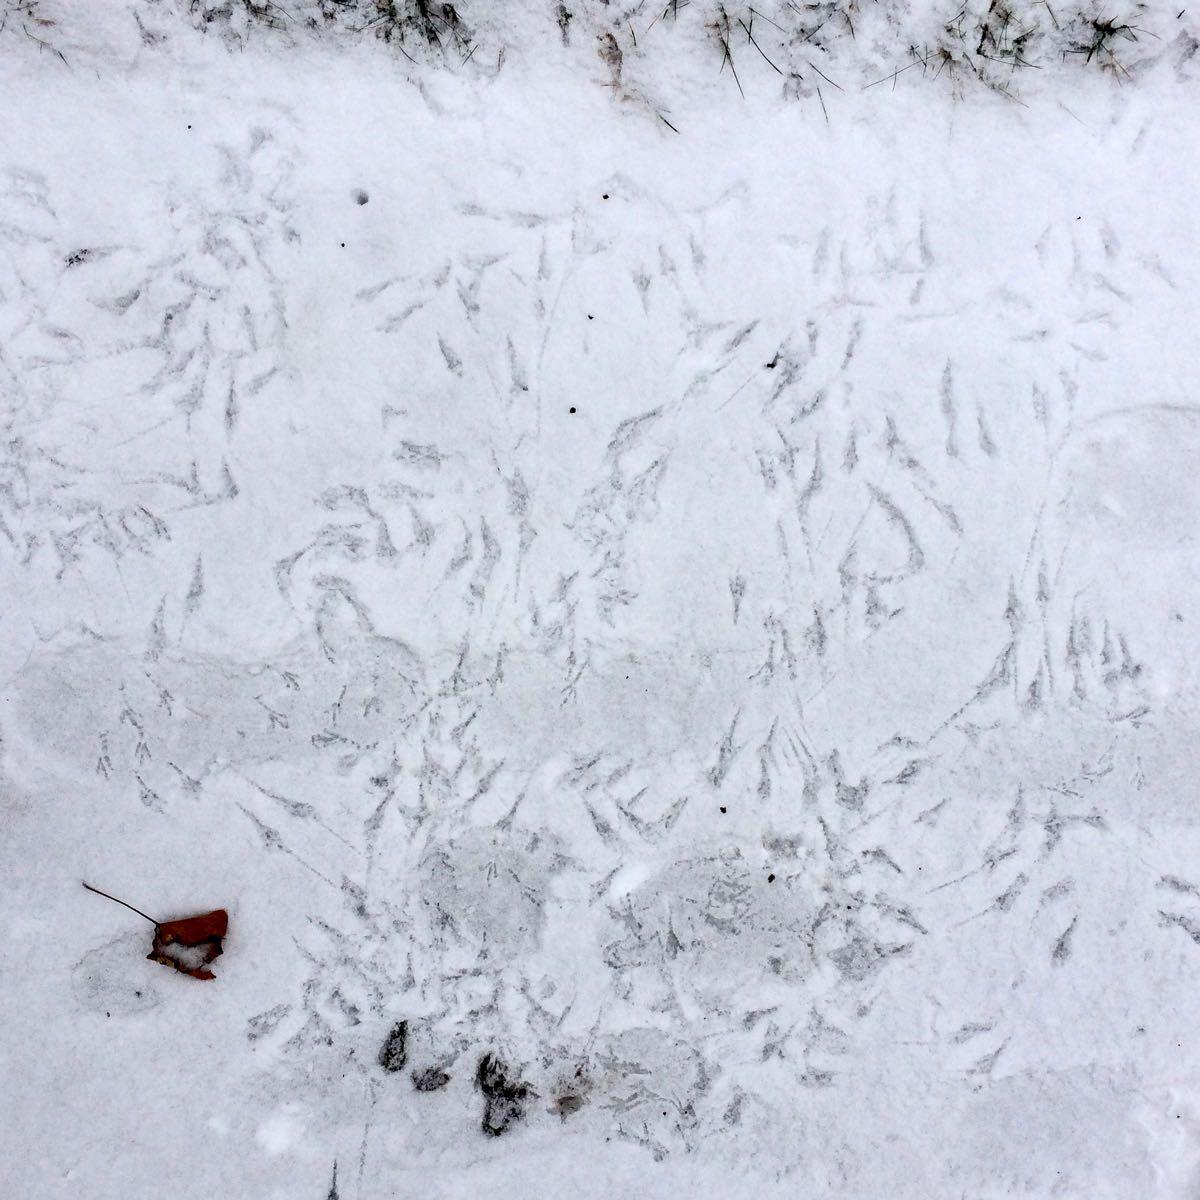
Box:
(476, 1053), (530, 1136)
(411, 1066), (451, 1092)
(551, 1093), (586, 1119)
(378, 1020), (409, 1072)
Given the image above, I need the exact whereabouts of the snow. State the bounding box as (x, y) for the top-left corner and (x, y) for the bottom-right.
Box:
(2, 2), (1199, 1197)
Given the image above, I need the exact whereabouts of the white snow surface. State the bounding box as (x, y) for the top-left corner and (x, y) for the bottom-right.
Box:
(3, 3), (1200, 1197)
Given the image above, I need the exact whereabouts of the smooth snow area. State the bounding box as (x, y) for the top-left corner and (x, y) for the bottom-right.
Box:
(2, 4), (1200, 1198)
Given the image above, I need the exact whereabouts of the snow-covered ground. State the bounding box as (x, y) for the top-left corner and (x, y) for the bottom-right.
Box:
(3, 3), (1200, 1196)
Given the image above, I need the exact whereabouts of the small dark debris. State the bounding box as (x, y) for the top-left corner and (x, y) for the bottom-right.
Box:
(412, 1066), (451, 1092)
(767, 873), (775, 882)
(354, 190), (369, 205)
(483, 1088), (527, 1136)
(476, 1053), (530, 1137)
(552, 1093), (585, 1119)
(765, 353), (779, 369)
(340, 242), (346, 248)
(719, 806), (727, 814)
(65, 249), (91, 268)
(378, 1020), (409, 1072)
(587, 314), (594, 320)
(569, 406), (577, 413)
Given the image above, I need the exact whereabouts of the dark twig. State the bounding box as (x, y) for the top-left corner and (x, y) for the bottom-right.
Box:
(82, 881), (158, 924)
(739, 17), (782, 74)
